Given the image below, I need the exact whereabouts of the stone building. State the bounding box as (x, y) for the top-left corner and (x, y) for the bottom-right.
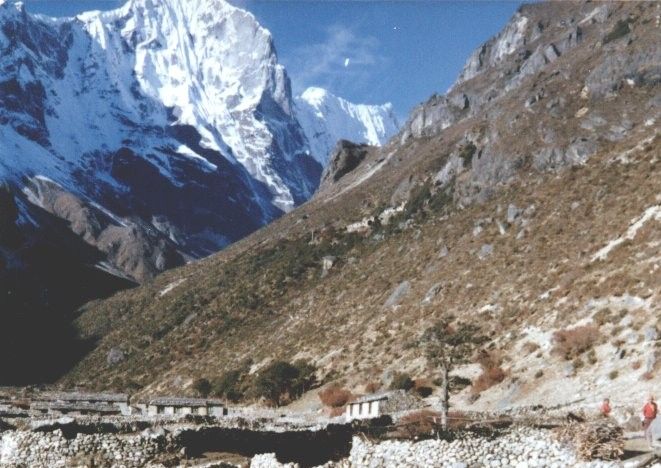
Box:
(147, 397), (227, 417)
(31, 392), (130, 416)
(346, 390), (420, 421)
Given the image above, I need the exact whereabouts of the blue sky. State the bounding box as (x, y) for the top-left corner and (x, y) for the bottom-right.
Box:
(23, 1), (521, 121)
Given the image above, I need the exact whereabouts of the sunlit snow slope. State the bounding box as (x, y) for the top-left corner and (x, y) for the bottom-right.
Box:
(296, 87), (399, 166)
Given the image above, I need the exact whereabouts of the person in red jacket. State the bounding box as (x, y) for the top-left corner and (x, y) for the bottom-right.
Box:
(600, 398), (612, 417)
(643, 395), (658, 447)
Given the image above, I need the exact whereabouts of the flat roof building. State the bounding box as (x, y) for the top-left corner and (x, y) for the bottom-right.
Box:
(147, 397), (227, 417)
(346, 390), (420, 421)
(31, 392), (130, 416)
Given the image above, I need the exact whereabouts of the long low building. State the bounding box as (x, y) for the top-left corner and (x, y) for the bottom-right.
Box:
(147, 397), (227, 417)
(31, 401), (124, 416)
(31, 392), (130, 416)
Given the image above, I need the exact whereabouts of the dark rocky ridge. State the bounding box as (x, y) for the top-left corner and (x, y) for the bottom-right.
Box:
(318, 140), (371, 192)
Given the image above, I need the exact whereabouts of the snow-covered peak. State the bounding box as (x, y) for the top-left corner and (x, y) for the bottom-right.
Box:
(300, 87), (330, 106)
(0, 0), (400, 280)
(296, 87), (399, 165)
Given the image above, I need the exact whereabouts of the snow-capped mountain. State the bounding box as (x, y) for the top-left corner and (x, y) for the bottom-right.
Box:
(296, 87), (399, 166)
(0, 0), (396, 283)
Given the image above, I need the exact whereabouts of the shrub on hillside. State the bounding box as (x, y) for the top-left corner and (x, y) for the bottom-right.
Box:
(389, 372), (414, 391)
(472, 367), (506, 394)
(414, 378), (433, 398)
(395, 410), (442, 438)
(212, 370), (244, 402)
(192, 378), (211, 397)
(472, 350), (506, 394)
(603, 19), (632, 44)
(552, 325), (600, 360)
(364, 381), (381, 393)
(252, 360), (317, 406)
(318, 385), (352, 408)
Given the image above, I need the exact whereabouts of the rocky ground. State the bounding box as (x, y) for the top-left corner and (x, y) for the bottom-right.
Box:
(2, 415), (659, 468)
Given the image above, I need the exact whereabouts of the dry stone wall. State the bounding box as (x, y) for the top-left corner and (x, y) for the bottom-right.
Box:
(249, 428), (623, 468)
(0, 429), (167, 467)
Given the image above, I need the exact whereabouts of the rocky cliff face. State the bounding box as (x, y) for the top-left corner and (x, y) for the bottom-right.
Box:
(318, 140), (371, 192)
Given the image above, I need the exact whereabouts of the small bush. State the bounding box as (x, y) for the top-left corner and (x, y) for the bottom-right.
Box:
(192, 378), (211, 397)
(587, 349), (598, 365)
(608, 370), (619, 380)
(603, 19), (632, 44)
(642, 371), (654, 381)
(534, 369), (544, 379)
(472, 350), (506, 394)
(318, 385), (352, 408)
(458, 142), (477, 166)
(522, 341), (541, 354)
(632, 361), (642, 370)
(252, 360), (317, 406)
(364, 381), (381, 393)
(552, 325), (600, 360)
(414, 379), (433, 398)
(212, 370), (244, 402)
(395, 410), (442, 438)
(593, 308), (615, 326)
(390, 372), (414, 391)
(449, 375), (472, 390)
(472, 366), (506, 394)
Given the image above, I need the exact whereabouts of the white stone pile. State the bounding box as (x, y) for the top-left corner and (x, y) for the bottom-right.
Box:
(0, 429), (165, 467)
(251, 427), (623, 468)
(251, 453), (299, 468)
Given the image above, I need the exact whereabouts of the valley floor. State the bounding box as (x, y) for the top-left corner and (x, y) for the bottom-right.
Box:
(1, 403), (661, 467)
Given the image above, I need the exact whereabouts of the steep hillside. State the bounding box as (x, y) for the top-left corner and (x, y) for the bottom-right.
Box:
(62, 1), (659, 411)
(0, 0), (397, 384)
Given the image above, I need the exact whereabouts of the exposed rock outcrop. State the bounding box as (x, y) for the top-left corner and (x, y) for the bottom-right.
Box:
(318, 141), (371, 191)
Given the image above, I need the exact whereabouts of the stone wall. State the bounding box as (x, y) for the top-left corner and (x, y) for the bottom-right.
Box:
(0, 429), (167, 467)
(249, 427), (621, 468)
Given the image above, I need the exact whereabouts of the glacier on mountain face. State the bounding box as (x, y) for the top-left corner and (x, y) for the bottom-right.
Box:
(296, 87), (399, 166)
(0, 0), (398, 280)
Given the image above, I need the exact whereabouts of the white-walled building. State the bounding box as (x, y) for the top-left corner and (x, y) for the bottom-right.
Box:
(31, 392), (130, 416)
(147, 397), (227, 417)
(346, 394), (386, 420)
(345, 390), (420, 421)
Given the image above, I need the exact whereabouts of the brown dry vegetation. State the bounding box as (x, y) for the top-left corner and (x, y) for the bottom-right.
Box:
(472, 351), (507, 394)
(395, 410), (443, 438)
(552, 326), (601, 361)
(318, 385), (353, 408)
(58, 1), (660, 407)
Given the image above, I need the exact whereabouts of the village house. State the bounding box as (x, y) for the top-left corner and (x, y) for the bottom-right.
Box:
(147, 397), (227, 417)
(30, 392), (130, 416)
(345, 390), (420, 421)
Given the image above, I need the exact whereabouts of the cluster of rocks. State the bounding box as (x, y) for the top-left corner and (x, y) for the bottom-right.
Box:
(0, 428), (167, 467)
(250, 427), (621, 468)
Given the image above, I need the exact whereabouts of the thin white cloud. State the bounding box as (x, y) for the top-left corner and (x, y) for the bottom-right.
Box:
(285, 25), (386, 95)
